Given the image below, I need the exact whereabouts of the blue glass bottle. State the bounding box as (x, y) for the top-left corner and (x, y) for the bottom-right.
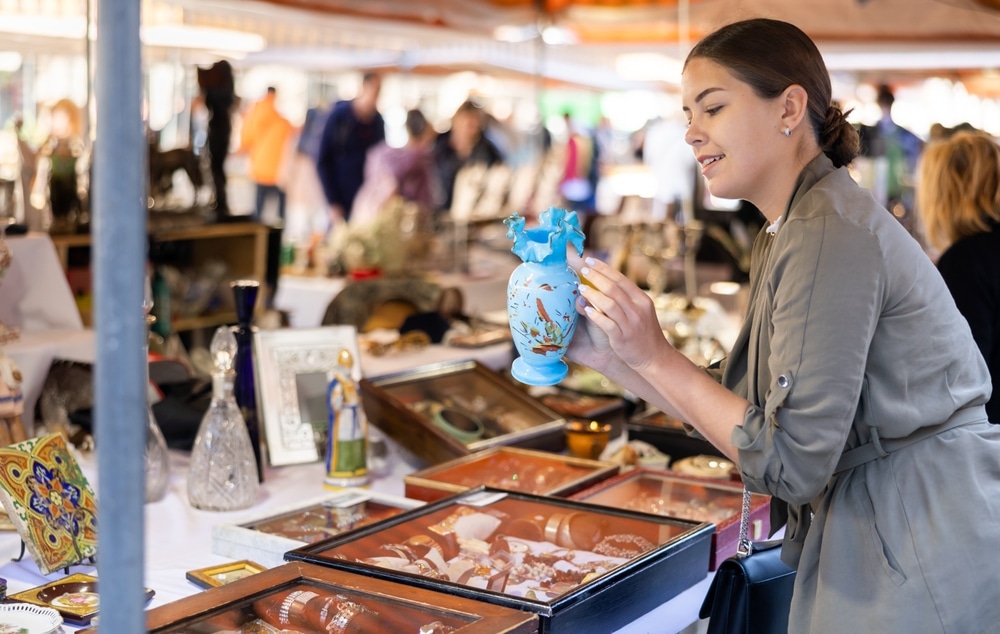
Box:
(231, 279), (263, 482)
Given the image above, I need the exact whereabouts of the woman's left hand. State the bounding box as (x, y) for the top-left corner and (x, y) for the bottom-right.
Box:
(575, 258), (674, 373)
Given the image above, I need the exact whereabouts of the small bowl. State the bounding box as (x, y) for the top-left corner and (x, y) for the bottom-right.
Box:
(564, 420), (613, 460)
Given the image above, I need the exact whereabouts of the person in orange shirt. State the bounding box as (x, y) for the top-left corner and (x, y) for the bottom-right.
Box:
(240, 86), (294, 223)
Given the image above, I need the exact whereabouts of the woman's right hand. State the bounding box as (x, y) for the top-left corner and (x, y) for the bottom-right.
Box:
(570, 257), (675, 374)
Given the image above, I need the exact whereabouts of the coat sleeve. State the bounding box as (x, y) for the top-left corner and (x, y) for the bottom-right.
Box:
(733, 212), (884, 504)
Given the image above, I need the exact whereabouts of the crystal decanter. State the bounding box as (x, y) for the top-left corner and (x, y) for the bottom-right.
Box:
(143, 276), (170, 503)
(187, 325), (259, 511)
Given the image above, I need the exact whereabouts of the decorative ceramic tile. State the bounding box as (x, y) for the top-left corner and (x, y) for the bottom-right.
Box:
(0, 433), (98, 574)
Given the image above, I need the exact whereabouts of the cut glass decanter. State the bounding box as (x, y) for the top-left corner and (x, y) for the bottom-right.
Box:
(187, 325), (259, 511)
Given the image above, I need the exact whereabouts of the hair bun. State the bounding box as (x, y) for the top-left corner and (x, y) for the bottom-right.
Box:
(820, 104), (860, 168)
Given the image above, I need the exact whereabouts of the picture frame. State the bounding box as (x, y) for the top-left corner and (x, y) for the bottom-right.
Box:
(253, 326), (362, 466)
(185, 560), (268, 590)
(7, 572), (154, 626)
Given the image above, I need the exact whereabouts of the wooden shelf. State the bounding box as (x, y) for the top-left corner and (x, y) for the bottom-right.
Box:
(50, 221), (271, 333)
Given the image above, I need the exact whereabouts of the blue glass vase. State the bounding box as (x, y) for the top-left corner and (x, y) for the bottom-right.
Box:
(504, 208), (585, 386)
(231, 279), (263, 482)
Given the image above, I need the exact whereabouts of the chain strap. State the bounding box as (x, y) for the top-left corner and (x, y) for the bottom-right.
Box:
(736, 487), (753, 558)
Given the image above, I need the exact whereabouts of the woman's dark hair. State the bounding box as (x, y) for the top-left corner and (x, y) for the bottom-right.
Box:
(405, 109), (428, 137)
(684, 18), (859, 168)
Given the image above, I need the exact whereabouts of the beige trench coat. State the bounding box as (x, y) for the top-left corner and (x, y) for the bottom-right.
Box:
(714, 154), (1000, 633)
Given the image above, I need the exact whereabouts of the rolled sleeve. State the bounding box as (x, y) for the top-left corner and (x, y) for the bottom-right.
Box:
(736, 212), (883, 504)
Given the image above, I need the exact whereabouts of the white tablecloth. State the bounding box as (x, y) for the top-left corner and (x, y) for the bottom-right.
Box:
(0, 232), (83, 332)
(274, 246), (518, 329)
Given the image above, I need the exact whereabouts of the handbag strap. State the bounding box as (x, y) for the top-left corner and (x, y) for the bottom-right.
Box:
(736, 487), (753, 558)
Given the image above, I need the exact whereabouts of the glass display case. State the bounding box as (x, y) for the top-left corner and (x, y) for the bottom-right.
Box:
(286, 487), (713, 633)
(570, 468), (771, 570)
(625, 407), (728, 465)
(81, 561), (538, 633)
(403, 447), (619, 502)
(213, 489), (424, 568)
(359, 360), (567, 464)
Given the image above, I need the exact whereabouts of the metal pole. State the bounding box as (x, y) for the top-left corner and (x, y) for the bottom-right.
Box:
(95, 0), (147, 631)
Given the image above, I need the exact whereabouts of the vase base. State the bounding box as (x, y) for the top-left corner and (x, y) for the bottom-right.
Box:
(511, 357), (568, 386)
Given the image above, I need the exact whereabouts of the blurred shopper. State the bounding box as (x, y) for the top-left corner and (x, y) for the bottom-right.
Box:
(917, 131), (1000, 423)
(197, 60), (237, 216)
(432, 99), (503, 214)
(559, 111), (600, 236)
(351, 108), (440, 228)
(315, 73), (385, 224)
(857, 84), (924, 235)
(642, 114), (698, 223)
(240, 87), (294, 224)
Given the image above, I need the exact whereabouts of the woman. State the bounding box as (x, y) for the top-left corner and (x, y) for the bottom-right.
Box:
(917, 131), (1000, 424)
(569, 18), (1000, 633)
(350, 108), (440, 229)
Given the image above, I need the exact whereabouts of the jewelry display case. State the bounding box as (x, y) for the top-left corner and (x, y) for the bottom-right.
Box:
(212, 489), (424, 568)
(403, 447), (619, 503)
(80, 561), (539, 633)
(625, 407), (727, 464)
(569, 469), (771, 570)
(286, 487), (714, 634)
(359, 360), (567, 464)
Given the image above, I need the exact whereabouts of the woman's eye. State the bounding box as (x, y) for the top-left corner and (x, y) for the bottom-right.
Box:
(706, 106), (722, 116)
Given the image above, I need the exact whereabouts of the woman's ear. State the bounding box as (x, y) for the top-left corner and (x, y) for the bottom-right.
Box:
(780, 84), (809, 133)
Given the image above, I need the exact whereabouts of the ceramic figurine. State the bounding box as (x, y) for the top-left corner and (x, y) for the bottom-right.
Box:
(324, 348), (369, 488)
(504, 207), (585, 386)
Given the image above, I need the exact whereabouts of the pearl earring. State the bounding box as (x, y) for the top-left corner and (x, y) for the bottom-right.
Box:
(783, 127), (791, 137)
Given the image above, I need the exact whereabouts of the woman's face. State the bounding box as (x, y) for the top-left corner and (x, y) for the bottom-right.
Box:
(682, 58), (785, 206)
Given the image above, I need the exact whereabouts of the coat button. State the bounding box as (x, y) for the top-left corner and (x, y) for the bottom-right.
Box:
(777, 375), (790, 388)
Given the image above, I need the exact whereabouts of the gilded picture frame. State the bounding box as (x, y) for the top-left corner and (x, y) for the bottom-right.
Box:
(253, 326), (362, 466)
(186, 560), (268, 590)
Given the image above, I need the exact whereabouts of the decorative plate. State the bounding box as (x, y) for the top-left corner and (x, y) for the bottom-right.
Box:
(0, 603), (62, 634)
(7, 572), (154, 626)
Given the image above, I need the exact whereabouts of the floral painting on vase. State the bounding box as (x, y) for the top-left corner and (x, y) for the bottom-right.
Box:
(0, 433), (98, 574)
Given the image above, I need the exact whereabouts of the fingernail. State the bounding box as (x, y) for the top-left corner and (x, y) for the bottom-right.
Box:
(580, 267), (590, 276)
(584, 305), (595, 316)
(576, 295), (587, 306)
(585, 257), (596, 266)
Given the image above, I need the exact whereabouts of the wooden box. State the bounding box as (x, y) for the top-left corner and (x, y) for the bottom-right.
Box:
(86, 561), (538, 633)
(535, 389), (629, 440)
(626, 407), (727, 463)
(403, 447), (620, 503)
(569, 469), (771, 570)
(360, 360), (567, 464)
(212, 489), (425, 568)
(286, 487), (714, 634)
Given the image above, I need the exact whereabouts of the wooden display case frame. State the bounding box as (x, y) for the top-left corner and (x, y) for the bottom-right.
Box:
(569, 468), (771, 570)
(403, 446), (619, 503)
(286, 486), (714, 634)
(212, 489), (424, 568)
(80, 561), (538, 633)
(360, 360), (567, 464)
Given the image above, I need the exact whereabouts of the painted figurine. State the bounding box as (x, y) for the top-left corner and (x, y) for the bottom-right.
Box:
(324, 348), (368, 488)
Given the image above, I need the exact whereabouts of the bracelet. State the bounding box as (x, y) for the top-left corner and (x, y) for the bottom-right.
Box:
(328, 600), (363, 634)
(544, 512), (567, 544)
(430, 404), (485, 443)
(319, 597), (333, 625)
(278, 590), (305, 625)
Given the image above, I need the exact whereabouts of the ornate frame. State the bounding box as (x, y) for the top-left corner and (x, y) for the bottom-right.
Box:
(253, 326), (361, 466)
